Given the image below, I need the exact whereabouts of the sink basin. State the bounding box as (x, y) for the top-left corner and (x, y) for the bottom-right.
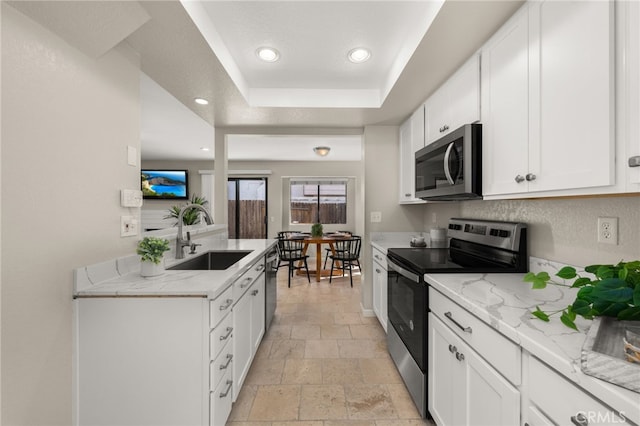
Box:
(168, 250), (252, 270)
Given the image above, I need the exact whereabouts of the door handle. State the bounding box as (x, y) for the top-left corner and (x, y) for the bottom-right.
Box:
(443, 142), (456, 185)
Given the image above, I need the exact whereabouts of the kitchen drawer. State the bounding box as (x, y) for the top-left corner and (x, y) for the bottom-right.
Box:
(372, 247), (387, 269)
(528, 356), (631, 426)
(210, 313), (233, 360)
(210, 286), (233, 328)
(429, 287), (521, 385)
(233, 259), (265, 302)
(210, 336), (233, 391)
(210, 366), (233, 426)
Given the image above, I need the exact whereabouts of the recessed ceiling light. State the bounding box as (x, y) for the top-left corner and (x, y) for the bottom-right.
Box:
(256, 47), (280, 62)
(200, 147), (210, 151)
(348, 47), (371, 64)
(194, 98), (209, 105)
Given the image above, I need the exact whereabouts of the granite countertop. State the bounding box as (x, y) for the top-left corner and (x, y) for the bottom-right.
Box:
(426, 260), (640, 425)
(74, 237), (277, 300)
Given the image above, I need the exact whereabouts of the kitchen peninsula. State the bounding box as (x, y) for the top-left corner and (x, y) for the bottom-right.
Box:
(73, 227), (277, 426)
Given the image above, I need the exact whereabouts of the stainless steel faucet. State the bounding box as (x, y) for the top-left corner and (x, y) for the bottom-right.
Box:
(175, 203), (214, 259)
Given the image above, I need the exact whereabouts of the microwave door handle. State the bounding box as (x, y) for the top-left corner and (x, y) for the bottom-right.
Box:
(443, 142), (456, 185)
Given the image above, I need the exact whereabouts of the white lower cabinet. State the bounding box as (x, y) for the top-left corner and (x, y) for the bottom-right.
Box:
(233, 273), (265, 401)
(371, 247), (388, 332)
(428, 313), (520, 426)
(524, 354), (631, 426)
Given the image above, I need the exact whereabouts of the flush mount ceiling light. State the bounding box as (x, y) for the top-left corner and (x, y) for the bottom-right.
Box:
(200, 147), (210, 151)
(313, 146), (331, 157)
(194, 97), (209, 105)
(347, 47), (371, 63)
(256, 47), (280, 62)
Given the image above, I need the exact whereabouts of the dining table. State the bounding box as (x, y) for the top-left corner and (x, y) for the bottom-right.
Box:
(294, 233), (349, 282)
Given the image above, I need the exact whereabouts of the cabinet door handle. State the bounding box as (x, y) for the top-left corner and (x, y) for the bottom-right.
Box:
(571, 413), (588, 426)
(219, 327), (233, 341)
(514, 175), (525, 183)
(455, 352), (465, 362)
(628, 155), (640, 167)
(444, 312), (472, 333)
(251, 289), (259, 296)
(219, 299), (233, 311)
(219, 380), (233, 398)
(374, 255), (382, 261)
(525, 173), (536, 181)
(439, 125), (449, 133)
(448, 344), (457, 354)
(240, 277), (252, 288)
(255, 264), (265, 272)
(219, 354), (233, 370)
(376, 268), (381, 273)
(405, 193), (412, 197)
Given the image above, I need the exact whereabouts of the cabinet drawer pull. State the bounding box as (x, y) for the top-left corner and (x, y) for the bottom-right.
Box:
(439, 125), (450, 133)
(376, 268), (382, 274)
(219, 380), (233, 398)
(219, 354), (233, 370)
(251, 289), (259, 296)
(405, 193), (412, 197)
(219, 327), (233, 341)
(219, 299), (233, 311)
(375, 254), (382, 261)
(255, 264), (265, 272)
(444, 312), (472, 333)
(571, 413), (588, 426)
(455, 352), (465, 362)
(240, 277), (253, 288)
(448, 344), (457, 354)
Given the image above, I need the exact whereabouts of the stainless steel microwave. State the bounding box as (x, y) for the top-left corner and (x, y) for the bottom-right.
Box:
(415, 123), (482, 200)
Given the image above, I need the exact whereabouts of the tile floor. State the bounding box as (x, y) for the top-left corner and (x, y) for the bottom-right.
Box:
(226, 265), (436, 426)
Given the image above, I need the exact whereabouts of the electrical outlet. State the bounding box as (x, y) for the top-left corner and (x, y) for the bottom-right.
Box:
(121, 215), (138, 237)
(597, 217), (618, 245)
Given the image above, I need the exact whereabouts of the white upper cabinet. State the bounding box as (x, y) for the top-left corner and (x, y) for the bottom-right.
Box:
(425, 54), (480, 145)
(482, 0), (615, 197)
(624, 0), (640, 192)
(398, 105), (426, 204)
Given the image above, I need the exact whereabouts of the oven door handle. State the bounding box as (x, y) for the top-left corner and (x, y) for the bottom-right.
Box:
(387, 259), (420, 283)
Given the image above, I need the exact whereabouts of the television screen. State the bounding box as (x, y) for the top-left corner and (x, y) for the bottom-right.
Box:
(141, 170), (189, 199)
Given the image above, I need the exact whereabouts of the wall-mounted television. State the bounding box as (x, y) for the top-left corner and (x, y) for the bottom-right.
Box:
(141, 169), (189, 200)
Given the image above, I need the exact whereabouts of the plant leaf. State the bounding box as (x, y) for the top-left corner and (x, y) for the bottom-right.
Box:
(584, 264), (601, 274)
(618, 306), (640, 321)
(592, 301), (628, 317)
(571, 299), (593, 316)
(571, 277), (592, 288)
(523, 272), (550, 289)
(595, 265), (615, 279)
(590, 278), (633, 303)
(560, 311), (578, 331)
(531, 306), (550, 322)
(635, 283), (640, 306)
(556, 266), (577, 280)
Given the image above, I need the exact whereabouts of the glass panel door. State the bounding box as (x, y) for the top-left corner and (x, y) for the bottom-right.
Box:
(228, 178), (267, 239)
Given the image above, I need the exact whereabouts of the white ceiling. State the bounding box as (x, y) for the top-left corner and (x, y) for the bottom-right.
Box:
(8, 0), (524, 161)
(181, 0), (443, 108)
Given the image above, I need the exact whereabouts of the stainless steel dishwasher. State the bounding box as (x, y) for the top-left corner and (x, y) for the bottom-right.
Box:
(264, 245), (278, 331)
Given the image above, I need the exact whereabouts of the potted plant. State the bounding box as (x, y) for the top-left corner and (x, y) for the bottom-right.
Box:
(524, 260), (640, 330)
(137, 236), (171, 277)
(311, 223), (323, 237)
(165, 194), (209, 226)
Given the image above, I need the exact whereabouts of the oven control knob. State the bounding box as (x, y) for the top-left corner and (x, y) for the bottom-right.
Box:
(409, 320), (414, 331)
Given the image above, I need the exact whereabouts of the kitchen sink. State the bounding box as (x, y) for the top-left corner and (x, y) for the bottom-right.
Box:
(168, 250), (252, 270)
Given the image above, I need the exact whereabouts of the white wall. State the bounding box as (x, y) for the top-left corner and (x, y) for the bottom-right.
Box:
(1, 5), (141, 424)
(456, 197), (640, 266)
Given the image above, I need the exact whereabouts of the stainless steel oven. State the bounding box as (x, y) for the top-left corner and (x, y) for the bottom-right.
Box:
(386, 218), (528, 419)
(415, 123), (482, 200)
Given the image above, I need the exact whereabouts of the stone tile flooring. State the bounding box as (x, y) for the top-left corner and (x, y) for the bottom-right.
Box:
(226, 267), (436, 426)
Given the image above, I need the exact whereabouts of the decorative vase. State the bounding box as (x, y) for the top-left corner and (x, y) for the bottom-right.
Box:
(141, 259), (165, 277)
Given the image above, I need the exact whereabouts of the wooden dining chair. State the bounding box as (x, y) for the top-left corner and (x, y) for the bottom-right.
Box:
(322, 231), (352, 269)
(328, 235), (362, 287)
(276, 236), (311, 288)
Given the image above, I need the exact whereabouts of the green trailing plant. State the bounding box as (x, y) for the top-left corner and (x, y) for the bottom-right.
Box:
(137, 237), (170, 264)
(524, 260), (640, 330)
(165, 194), (209, 226)
(311, 223), (323, 237)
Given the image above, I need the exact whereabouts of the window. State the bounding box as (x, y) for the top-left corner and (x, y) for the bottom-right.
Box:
(290, 180), (347, 224)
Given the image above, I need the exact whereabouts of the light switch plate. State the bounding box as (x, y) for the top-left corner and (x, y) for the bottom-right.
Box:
(371, 211), (382, 223)
(127, 146), (137, 167)
(121, 189), (143, 207)
(121, 215), (138, 237)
